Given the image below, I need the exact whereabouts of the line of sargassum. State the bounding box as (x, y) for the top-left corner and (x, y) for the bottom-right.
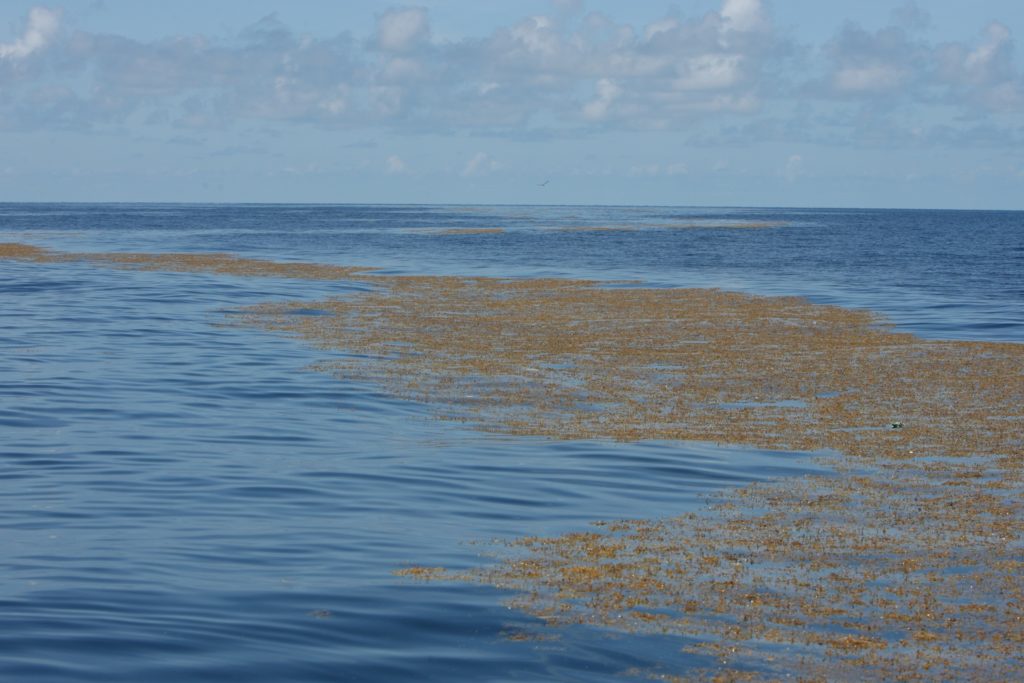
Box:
(0, 242), (374, 280)
(4, 241), (1023, 680)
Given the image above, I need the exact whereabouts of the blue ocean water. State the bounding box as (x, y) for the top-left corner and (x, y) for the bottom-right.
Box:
(1, 204), (1021, 681)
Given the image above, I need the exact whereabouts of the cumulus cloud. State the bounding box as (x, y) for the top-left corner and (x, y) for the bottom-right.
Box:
(582, 78), (621, 120)
(818, 15), (1024, 116)
(0, 6), (60, 60)
(940, 22), (1024, 111)
(0, 0), (1020, 145)
(0, 0), (787, 132)
(938, 22), (1015, 87)
(507, 15), (560, 58)
(461, 151), (500, 176)
(965, 22), (1011, 73)
(674, 54), (744, 91)
(823, 23), (921, 95)
(721, 0), (766, 33)
(644, 17), (679, 42)
(375, 7), (430, 52)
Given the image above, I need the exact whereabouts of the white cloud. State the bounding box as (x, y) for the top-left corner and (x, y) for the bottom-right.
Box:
(819, 21), (932, 102)
(582, 78), (621, 120)
(461, 152), (500, 177)
(721, 0), (766, 34)
(674, 54), (743, 91)
(0, 4), (784, 132)
(0, 6), (60, 60)
(385, 155), (407, 173)
(933, 22), (1021, 110)
(819, 16), (1022, 117)
(965, 22), (1010, 72)
(319, 92), (347, 115)
(376, 7), (429, 52)
(1, 1), (1019, 143)
(644, 18), (679, 42)
(508, 16), (559, 58)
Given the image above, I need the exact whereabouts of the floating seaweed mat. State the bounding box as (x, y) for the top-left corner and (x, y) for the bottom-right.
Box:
(0, 242), (375, 280)
(5, 241), (1023, 680)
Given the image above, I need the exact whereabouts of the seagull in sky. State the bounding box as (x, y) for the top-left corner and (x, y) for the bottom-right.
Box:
(538, 179), (550, 187)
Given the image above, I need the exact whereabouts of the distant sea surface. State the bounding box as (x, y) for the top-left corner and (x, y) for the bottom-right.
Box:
(2, 204), (1021, 681)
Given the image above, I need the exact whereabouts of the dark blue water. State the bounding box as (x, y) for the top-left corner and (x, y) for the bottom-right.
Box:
(1, 204), (1021, 681)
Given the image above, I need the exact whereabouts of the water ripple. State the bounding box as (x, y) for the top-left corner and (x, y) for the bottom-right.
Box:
(1, 203), (1019, 681)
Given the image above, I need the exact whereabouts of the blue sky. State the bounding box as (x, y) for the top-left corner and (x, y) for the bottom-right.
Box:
(2, 1), (1023, 208)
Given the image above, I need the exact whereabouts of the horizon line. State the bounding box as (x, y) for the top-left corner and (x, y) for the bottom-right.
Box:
(1, 200), (1021, 213)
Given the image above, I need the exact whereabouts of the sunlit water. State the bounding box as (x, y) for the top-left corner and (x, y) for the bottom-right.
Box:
(1, 204), (1021, 681)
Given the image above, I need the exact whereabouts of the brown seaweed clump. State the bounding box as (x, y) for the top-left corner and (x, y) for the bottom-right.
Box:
(0, 242), (374, 281)
(3, 241), (1022, 679)
(239, 276), (1021, 680)
(240, 276), (1019, 455)
(0, 243), (65, 261)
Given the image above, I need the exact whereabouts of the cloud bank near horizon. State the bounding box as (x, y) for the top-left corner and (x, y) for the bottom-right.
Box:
(1, 1), (1022, 208)
(1, 1), (1021, 146)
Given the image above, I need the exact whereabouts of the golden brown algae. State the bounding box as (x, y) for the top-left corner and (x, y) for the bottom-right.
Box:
(0, 242), (375, 280)
(4, 240), (1022, 679)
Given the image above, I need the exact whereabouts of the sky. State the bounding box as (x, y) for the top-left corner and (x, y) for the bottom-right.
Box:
(1, 0), (1023, 209)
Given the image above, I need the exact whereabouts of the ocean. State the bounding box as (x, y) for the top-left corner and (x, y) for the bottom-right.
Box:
(1, 203), (1021, 681)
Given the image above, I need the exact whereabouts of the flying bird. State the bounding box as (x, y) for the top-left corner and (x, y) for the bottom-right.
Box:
(538, 179), (550, 187)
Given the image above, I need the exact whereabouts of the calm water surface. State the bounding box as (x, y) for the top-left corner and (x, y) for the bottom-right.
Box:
(1, 204), (1021, 681)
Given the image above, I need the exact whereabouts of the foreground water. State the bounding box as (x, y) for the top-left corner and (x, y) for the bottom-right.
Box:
(1, 204), (1021, 681)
